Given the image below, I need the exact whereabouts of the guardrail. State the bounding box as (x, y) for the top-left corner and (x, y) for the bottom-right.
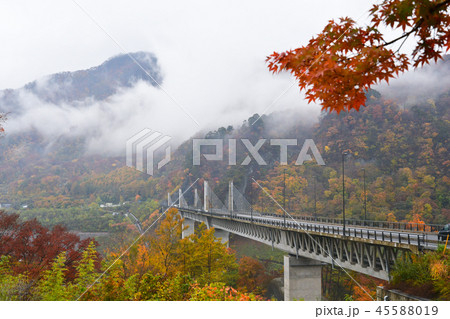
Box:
(256, 212), (443, 233)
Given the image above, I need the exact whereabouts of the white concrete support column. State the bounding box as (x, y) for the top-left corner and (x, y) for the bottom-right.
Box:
(284, 255), (322, 301)
(167, 192), (171, 206)
(182, 218), (195, 239)
(213, 228), (230, 248)
(228, 181), (233, 216)
(178, 189), (182, 207)
(204, 181), (209, 211)
(194, 189), (199, 208)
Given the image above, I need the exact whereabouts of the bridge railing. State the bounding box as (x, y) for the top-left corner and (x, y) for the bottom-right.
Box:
(256, 212), (443, 233)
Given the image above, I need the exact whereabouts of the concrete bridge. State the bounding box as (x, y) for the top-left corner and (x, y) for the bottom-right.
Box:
(167, 181), (441, 301)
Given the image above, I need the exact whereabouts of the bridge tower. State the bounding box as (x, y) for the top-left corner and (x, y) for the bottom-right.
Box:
(194, 189), (199, 208)
(228, 181), (233, 217)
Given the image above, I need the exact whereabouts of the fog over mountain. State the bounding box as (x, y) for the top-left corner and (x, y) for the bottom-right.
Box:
(377, 55), (450, 107)
(0, 51), (321, 156)
(0, 52), (161, 110)
(1, 52), (449, 158)
(0, 52), (174, 155)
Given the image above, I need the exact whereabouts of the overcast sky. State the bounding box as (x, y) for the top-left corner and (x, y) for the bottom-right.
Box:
(0, 1), (422, 153)
(0, 1), (375, 87)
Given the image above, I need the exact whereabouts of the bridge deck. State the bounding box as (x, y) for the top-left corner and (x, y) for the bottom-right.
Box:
(174, 206), (440, 281)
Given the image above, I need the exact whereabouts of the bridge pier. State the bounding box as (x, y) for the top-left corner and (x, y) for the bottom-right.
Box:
(284, 255), (322, 301)
(182, 218), (195, 239)
(213, 229), (230, 248)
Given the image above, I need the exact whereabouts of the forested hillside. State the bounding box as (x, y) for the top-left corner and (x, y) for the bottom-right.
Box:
(0, 86), (448, 231)
(251, 90), (450, 225)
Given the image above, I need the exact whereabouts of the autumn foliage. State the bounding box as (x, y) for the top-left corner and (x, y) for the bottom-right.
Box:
(267, 0), (450, 113)
(0, 210), (96, 281)
(389, 246), (450, 300)
(0, 208), (267, 301)
(0, 114), (4, 134)
(237, 256), (277, 295)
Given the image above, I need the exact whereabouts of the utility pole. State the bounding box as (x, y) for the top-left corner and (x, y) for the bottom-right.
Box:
(283, 168), (286, 227)
(250, 178), (253, 223)
(363, 168), (367, 222)
(313, 175), (317, 219)
(342, 151), (349, 236)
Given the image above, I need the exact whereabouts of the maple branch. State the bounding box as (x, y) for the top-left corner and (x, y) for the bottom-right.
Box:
(435, 0), (450, 10)
(395, 32), (410, 53)
(378, 0), (450, 48)
(379, 18), (424, 48)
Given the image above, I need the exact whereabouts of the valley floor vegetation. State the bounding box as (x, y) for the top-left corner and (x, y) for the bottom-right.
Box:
(0, 208), (279, 301)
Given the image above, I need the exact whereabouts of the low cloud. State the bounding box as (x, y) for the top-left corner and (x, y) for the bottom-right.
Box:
(4, 54), (449, 159)
(3, 71), (321, 157)
(377, 57), (450, 107)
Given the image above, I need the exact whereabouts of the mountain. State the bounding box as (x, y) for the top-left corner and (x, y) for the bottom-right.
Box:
(0, 51), (161, 113)
(0, 51), (163, 205)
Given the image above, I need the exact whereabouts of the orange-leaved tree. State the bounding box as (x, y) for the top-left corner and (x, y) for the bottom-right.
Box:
(0, 114), (4, 134)
(237, 256), (277, 295)
(267, 0), (450, 113)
